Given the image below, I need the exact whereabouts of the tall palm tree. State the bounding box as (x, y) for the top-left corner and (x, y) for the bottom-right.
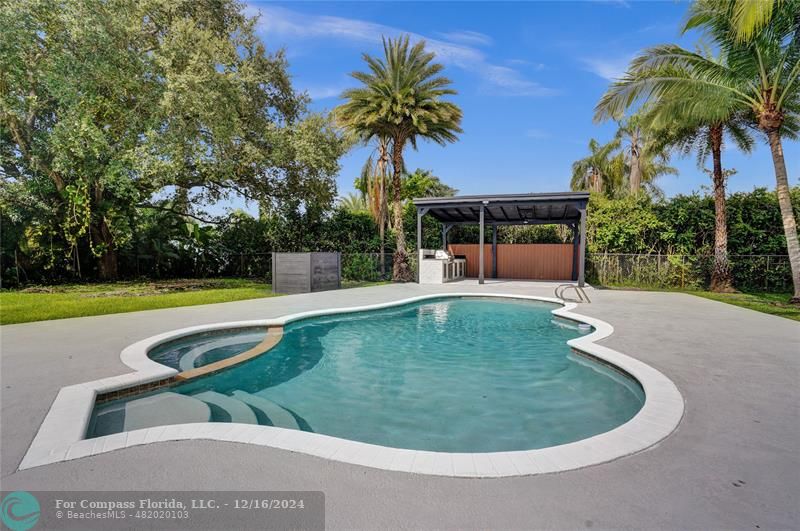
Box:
(635, 152), (679, 198)
(726, 0), (787, 42)
(594, 0), (800, 301)
(359, 136), (391, 275)
(615, 115), (678, 194)
(336, 35), (463, 281)
(616, 116), (645, 193)
(571, 138), (621, 194)
(644, 98), (754, 291)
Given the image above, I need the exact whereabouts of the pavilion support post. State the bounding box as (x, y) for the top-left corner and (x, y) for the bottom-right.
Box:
(479, 203), (486, 284)
(491, 224), (497, 279)
(442, 224), (449, 250)
(571, 223), (579, 281)
(416, 207), (428, 283)
(578, 207), (587, 287)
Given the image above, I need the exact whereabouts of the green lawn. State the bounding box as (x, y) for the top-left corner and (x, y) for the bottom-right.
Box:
(0, 279), (277, 325)
(0, 278), (394, 325)
(688, 290), (800, 322)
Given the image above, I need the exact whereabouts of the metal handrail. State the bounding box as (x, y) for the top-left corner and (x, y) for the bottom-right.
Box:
(554, 284), (591, 303)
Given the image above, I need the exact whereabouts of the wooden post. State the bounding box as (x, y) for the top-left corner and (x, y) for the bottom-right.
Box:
(571, 223), (579, 281)
(578, 207), (587, 287)
(416, 208), (422, 254)
(416, 207), (428, 283)
(491, 224), (497, 279)
(479, 203), (485, 284)
(271, 252), (276, 291)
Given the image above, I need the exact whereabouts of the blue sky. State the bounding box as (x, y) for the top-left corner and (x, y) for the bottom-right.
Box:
(238, 0), (798, 212)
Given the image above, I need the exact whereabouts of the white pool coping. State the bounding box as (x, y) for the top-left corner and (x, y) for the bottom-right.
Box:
(19, 293), (685, 477)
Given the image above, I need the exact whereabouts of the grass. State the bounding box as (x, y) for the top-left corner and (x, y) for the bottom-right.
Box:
(688, 290), (800, 322)
(9, 276), (790, 324)
(0, 278), (395, 325)
(0, 278), (277, 325)
(341, 279), (393, 289)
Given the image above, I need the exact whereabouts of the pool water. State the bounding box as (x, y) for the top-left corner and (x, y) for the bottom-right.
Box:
(89, 297), (645, 452)
(148, 329), (265, 371)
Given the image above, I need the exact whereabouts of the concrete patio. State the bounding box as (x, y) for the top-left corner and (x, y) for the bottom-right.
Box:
(1, 281), (798, 529)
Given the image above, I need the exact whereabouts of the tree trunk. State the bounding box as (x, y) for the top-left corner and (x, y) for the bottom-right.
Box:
(379, 217), (385, 277)
(708, 125), (734, 293)
(391, 136), (414, 282)
(377, 144), (388, 277)
(629, 130), (642, 194)
(91, 217), (119, 280)
(766, 129), (800, 302)
(629, 151), (641, 194)
(591, 169), (602, 194)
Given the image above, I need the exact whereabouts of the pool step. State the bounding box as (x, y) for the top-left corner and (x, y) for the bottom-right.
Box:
(122, 392), (211, 431)
(192, 391), (258, 424)
(551, 318), (592, 333)
(178, 332), (264, 372)
(231, 391), (300, 430)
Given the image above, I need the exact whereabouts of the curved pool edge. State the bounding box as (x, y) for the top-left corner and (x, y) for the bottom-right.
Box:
(19, 293), (685, 477)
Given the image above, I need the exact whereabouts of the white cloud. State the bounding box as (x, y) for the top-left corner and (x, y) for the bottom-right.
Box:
(481, 65), (554, 97)
(526, 128), (551, 140)
(304, 85), (345, 100)
(436, 30), (492, 47)
(247, 5), (554, 97)
(580, 54), (635, 81)
(506, 58), (546, 70)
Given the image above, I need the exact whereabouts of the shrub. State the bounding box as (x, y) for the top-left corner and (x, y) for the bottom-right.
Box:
(341, 253), (381, 282)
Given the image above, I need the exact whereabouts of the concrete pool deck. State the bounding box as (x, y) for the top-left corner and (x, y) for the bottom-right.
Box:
(1, 281), (799, 529)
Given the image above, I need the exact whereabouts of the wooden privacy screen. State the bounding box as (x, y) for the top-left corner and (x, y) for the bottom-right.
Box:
(272, 252), (341, 294)
(448, 243), (573, 280)
(447, 244), (492, 278)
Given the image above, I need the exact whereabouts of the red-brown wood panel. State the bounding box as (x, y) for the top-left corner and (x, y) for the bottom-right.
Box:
(448, 243), (573, 280)
(497, 244), (573, 279)
(447, 244), (492, 278)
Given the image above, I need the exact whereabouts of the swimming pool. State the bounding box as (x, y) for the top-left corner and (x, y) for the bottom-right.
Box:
(88, 297), (645, 453)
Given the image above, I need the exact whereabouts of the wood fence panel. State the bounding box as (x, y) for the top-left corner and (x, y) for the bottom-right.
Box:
(448, 244), (573, 280)
(447, 244), (492, 278)
(497, 244), (573, 279)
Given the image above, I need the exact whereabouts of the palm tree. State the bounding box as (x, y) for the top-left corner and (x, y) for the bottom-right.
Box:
(636, 153), (678, 198)
(571, 138), (621, 194)
(359, 136), (391, 275)
(615, 115), (678, 194)
(338, 192), (368, 213)
(594, 0), (800, 302)
(644, 98), (754, 291)
(725, 0), (787, 42)
(617, 116), (645, 193)
(336, 35), (463, 281)
(402, 169), (458, 198)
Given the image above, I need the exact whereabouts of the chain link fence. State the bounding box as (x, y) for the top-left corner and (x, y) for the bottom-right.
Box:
(121, 252), (398, 284)
(587, 253), (792, 292)
(341, 253), (396, 282)
(5, 248), (791, 292)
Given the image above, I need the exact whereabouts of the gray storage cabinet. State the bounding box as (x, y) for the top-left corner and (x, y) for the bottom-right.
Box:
(272, 252), (341, 294)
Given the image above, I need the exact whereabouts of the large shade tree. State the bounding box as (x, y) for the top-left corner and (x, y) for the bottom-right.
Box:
(593, 0), (800, 302)
(0, 0), (345, 279)
(336, 36), (462, 282)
